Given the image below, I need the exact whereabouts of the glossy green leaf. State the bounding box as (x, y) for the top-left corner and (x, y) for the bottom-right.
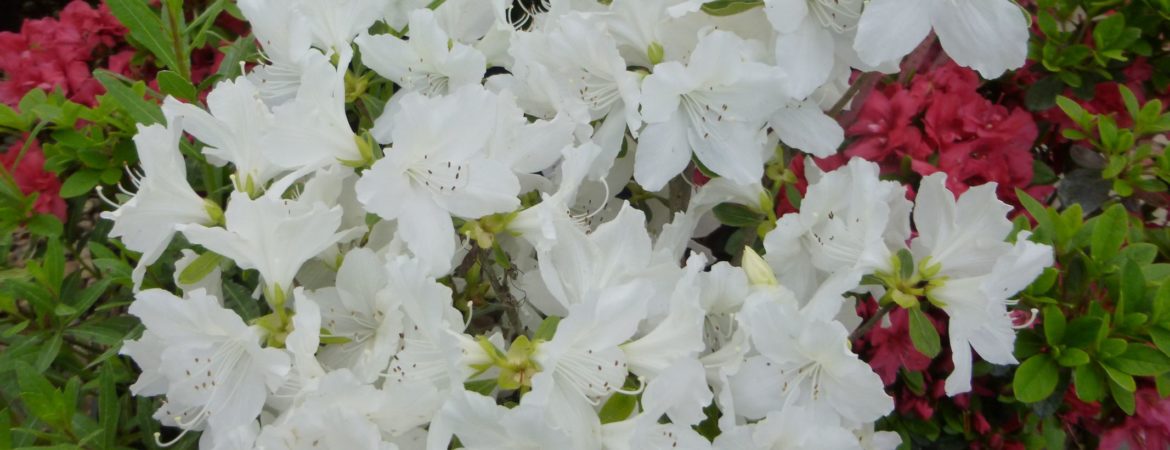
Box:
(1073, 364), (1104, 402)
(178, 252), (222, 285)
(1058, 348), (1091, 367)
(1044, 306), (1066, 344)
(1091, 204), (1128, 263)
(700, 0), (764, 15)
(1014, 354), (1060, 403)
(157, 70), (198, 101)
(599, 390), (638, 424)
(94, 70), (163, 125)
(59, 170), (102, 199)
(106, 0), (184, 73)
(908, 307), (940, 358)
(1107, 344), (1170, 376)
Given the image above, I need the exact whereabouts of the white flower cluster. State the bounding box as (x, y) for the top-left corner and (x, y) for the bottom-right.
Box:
(103, 0), (1044, 449)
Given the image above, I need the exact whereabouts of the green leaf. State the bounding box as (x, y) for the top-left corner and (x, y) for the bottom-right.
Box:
(157, 70), (198, 101)
(700, 0), (764, 16)
(0, 409), (9, 450)
(16, 362), (67, 428)
(908, 307), (941, 358)
(94, 70), (163, 125)
(1057, 348), (1091, 367)
(1014, 354), (1060, 403)
(1044, 306), (1066, 344)
(26, 214), (62, 238)
(1056, 96), (1092, 127)
(1073, 364), (1105, 401)
(1016, 188), (1056, 241)
(59, 170), (102, 198)
(713, 203), (763, 228)
(463, 379), (497, 396)
(35, 332), (62, 371)
(42, 239), (64, 292)
(1091, 204), (1129, 263)
(98, 363), (120, 450)
(1107, 344), (1170, 376)
(1101, 337), (1129, 358)
(1120, 259), (1147, 315)
(0, 103), (29, 131)
(67, 279), (113, 321)
(178, 252), (222, 285)
(1103, 363), (1137, 391)
(1120, 242), (1159, 266)
(1150, 326), (1170, 357)
(106, 0), (184, 73)
(533, 316), (562, 341)
(1025, 76), (1065, 111)
(1093, 14), (1126, 49)
(1111, 377), (1137, 415)
(1119, 84), (1141, 121)
(599, 390), (638, 424)
(897, 248), (915, 281)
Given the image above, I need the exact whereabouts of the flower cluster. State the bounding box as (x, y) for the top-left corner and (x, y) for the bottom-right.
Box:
(836, 62), (1043, 204)
(0, 0), (130, 107)
(99, 0), (1050, 448)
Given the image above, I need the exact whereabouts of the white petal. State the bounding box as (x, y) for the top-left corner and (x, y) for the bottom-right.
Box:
(770, 101), (844, 157)
(764, 0), (809, 33)
(930, 0), (1029, 78)
(431, 158), (520, 218)
(634, 111), (693, 191)
(853, 0), (932, 67)
(774, 19), (835, 99)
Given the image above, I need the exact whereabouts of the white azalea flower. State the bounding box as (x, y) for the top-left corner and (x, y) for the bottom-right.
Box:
(729, 290), (893, 427)
(292, 0), (385, 65)
(764, 0), (863, 99)
(358, 9), (486, 98)
(356, 86), (520, 275)
(237, 0), (314, 105)
(510, 13), (642, 172)
(763, 158), (910, 320)
(638, 30), (785, 190)
(853, 0), (1029, 78)
(178, 191), (362, 298)
(530, 203), (674, 316)
(384, 256), (486, 405)
(525, 281), (651, 449)
(601, 0), (690, 61)
(100, 121), (213, 290)
(508, 143), (602, 252)
(264, 52), (362, 171)
(622, 254), (707, 382)
(123, 289), (289, 444)
(162, 77), (284, 192)
(486, 90), (577, 175)
(427, 390), (571, 450)
(306, 248), (405, 383)
(910, 173), (1054, 395)
(255, 370), (395, 450)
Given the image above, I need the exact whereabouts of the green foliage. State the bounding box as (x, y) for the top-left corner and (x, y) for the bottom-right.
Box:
(1009, 188), (1170, 445)
(1053, 85), (1170, 199)
(0, 1), (254, 447)
(1028, 0), (1169, 97)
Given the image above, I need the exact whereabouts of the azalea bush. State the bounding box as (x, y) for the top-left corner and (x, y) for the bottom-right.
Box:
(3, 0), (1170, 449)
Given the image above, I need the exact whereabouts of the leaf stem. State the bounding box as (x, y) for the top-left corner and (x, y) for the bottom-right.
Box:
(850, 303), (894, 341)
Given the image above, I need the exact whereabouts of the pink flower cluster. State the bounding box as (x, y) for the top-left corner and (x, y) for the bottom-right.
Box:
(2, 137), (66, 220)
(835, 63), (1047, 205)
(0, 0), (130, 107)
